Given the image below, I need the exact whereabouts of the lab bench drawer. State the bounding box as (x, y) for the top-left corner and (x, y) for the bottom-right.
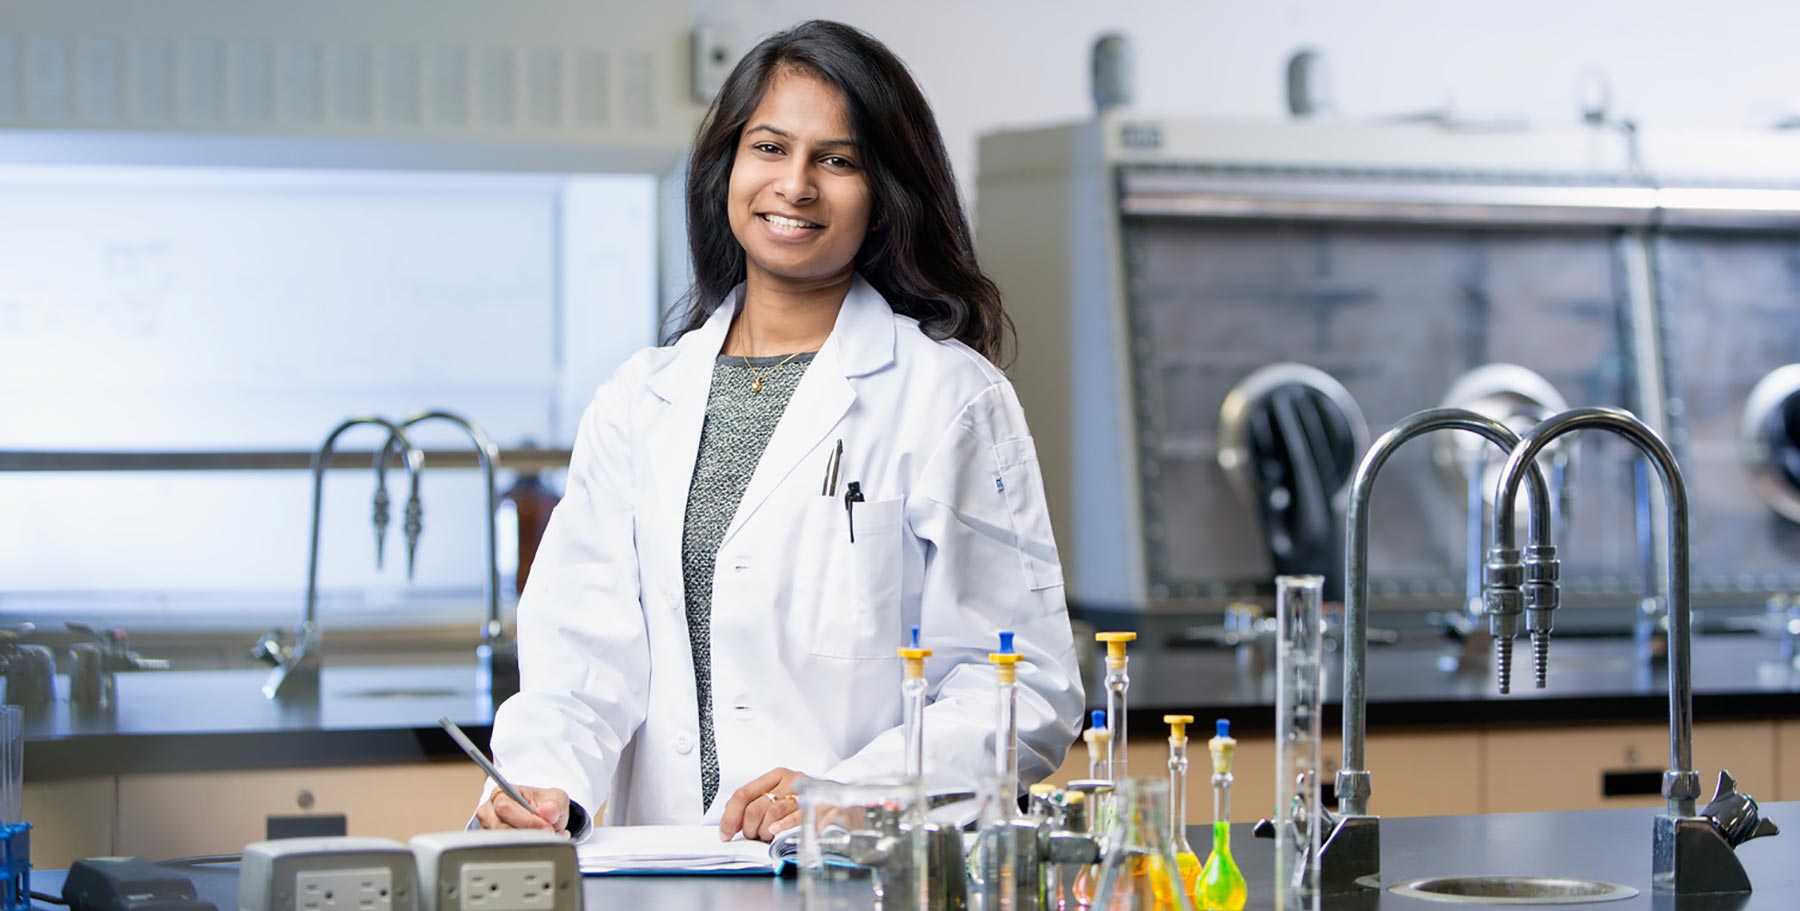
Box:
(117, 762), (487, 859)
(1483, 721), (1777, 813)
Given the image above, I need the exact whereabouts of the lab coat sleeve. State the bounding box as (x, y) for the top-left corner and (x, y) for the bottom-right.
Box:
(823, 381), (1084, 791)
(485, 370), (652, 819)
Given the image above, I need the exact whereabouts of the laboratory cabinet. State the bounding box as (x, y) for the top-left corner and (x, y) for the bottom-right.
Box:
(1051, 729), (1483, 821)
(20, 762), (485, 867)
(22, 777), (114, 870)
(1054, 720), (1785, 824)
(115, 762), (487, 860)
(1776, 719), (1799, 805)
(1483, 720), (1778, 813)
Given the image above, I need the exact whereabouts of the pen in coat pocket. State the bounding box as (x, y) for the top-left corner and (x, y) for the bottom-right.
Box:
(844, 480), (863, 543)
(822, 438), (843, 496)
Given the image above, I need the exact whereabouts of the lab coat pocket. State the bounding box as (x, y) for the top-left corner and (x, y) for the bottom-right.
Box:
(797, 494), (905, 659)
(994, 438), (1064, 591)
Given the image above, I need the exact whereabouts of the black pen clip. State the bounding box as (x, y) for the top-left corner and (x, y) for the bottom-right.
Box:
(844, 481), (863, 543)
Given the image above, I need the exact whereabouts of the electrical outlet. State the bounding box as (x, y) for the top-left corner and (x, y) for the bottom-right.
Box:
(297, 868), (393, 911)
(690, 24), (736, 104)
(457, 862), (555, 911)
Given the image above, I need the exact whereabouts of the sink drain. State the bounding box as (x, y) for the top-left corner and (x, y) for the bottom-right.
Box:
(1389, 875), (1638, 904)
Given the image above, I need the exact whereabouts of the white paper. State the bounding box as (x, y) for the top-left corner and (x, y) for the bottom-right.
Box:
(575, 825), (779, 874)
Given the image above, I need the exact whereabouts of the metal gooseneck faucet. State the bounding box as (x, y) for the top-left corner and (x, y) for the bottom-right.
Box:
(1322, 408), (1554, 892)
(1489, 407), (1780, 894)
(1489, 408), (1694, 814)
(398, 409), (517, 704)
(256, 416), (425, 701)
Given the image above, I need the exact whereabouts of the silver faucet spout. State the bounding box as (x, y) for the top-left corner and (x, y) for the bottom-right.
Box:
(265, 416), (424, 702)
(1490, 407), (1698, 818)
(398, 410), (515, 702)
(1340, 408), (1554, 818)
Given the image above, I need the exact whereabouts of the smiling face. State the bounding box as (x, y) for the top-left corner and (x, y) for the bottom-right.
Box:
(726, 69), (873, 293)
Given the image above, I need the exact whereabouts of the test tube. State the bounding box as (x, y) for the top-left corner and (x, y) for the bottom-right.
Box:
(1274, 575), (1325, 911)
(1094, 632), (1136, 780)
(897, 626), (933, 780)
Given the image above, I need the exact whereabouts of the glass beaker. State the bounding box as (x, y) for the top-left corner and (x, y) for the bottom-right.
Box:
(0, 706), (20, 825)
(1274, 575), (1324, 911)
(796, 776), (927, 911)
(1089, 777), (1196, 911)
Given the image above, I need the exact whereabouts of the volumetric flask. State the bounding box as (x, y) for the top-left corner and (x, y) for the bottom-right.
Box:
(796, 776), (927, 911)
(1274, 575), (1324, 911)
(1090, 777), (1195, 911)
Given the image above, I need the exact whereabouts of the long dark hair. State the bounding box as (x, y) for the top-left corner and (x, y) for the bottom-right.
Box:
(668, 20), (1014, 366)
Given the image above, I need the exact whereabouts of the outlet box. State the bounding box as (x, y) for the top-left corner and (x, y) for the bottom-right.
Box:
(458, 861), (553, 911)
(690, 23), (736, 104)
(409, 831), (576, 911)
(240, 837), (417, 911)
(297, 868), (392, 911)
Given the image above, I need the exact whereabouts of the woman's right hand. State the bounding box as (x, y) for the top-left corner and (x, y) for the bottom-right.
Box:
(475, 785), (571, 836)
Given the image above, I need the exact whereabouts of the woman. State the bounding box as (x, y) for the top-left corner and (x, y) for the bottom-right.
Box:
(477, 20), (1083, 843)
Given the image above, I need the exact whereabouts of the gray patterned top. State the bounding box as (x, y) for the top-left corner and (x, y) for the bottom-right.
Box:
(681, 351), (816, 812)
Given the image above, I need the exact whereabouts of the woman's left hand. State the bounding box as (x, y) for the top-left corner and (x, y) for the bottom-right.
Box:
(719, 767), (809, 843)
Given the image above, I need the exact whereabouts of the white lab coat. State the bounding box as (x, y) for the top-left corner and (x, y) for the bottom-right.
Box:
(488, 275), (1084, 827)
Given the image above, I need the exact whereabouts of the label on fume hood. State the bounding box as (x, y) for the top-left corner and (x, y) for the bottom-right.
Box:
(1120, 123), (1163, 151)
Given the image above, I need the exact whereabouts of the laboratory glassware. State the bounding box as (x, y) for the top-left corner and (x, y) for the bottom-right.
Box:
(1089, 777), (1196, 911)
(0, 706), (18, 825)
(1199, 719), (1246, 911)
(1085, 710), (1112, 781)
(1274, 575), (1325, 911)
(796, 776), (927, 911)
(1094, 632), (1136, 780)
(970, 632), (1024, 911)
(898, 626), (932, 779)
(1156, 715), (1201, 907)
(969, 774), (1019, 911)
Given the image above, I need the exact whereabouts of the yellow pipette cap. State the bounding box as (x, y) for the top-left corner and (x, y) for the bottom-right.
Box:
(1209, 718), (1237, 774)
(897, 625), (932, 678)
(1164, 714), (1195, 745)
(1095, 631), (1136, 669)
(988, 630), (1021, 683)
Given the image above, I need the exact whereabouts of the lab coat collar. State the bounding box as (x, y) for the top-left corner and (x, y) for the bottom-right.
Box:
(644, 274), (897, 558)
(646, 274), (895, 402)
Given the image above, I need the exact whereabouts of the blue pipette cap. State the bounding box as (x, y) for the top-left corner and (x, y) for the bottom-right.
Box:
(1090, 709), (1106, 731)
(1217, 718), (1230, 738)
(910, 626), (920, 648)
(998, 630), (1015, 653)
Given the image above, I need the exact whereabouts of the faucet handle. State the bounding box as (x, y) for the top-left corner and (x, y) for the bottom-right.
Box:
(251, 628), (292, 665)
(1700, 770), (1780, 848)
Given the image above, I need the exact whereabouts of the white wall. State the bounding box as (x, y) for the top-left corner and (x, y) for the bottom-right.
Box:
(693, 0), (1800, 207)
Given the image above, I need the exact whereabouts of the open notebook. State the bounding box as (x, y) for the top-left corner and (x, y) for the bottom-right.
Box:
(576, 825), (805, 875)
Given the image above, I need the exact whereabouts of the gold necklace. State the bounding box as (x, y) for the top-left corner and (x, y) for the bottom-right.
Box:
(742, 349), (808, 393)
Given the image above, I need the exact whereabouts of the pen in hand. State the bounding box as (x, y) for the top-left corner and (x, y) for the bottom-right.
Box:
(439, 716), (554, 830)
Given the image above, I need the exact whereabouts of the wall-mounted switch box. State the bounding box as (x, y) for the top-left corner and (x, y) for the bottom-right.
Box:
(408, 832), (577, 911)
(240, 837), (418, 911)
(691, 24), (736, 104)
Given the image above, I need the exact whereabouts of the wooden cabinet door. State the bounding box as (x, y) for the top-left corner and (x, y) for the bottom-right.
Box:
(24, 777), (115, 868)
(1484, 722), (1777, 813)
(117, 762), (487, 858)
